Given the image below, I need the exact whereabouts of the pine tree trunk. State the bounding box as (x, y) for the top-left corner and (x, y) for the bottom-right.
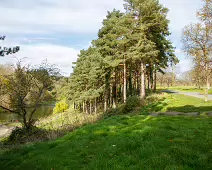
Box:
(95, 98), (97, 114)
(153, 67), (157, 92)
(110, 83), (113, 108)
(150, 66), (154, 90)
(137, 68), (140, 95)
(90, 100), (92, 114)
(134, 72), (137, 92)
(104, 73), (110, 112)
(112, 72), (117, 108)
(147, 73), (150, 90)
(85, 101), (88, 114)
(83, 101), (85, 113)
(140, 62), (146, 99)
(123, 55), (127, 103)
(129, 61), (133, 96)
(104, 96), (107, 112)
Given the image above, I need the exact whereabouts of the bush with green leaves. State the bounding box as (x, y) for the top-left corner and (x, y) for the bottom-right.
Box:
(53, 100), (69, 114)
(123, 96), (144, 113)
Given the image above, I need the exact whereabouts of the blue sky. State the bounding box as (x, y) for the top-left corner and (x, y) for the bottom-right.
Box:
(0, 0), (202, 75)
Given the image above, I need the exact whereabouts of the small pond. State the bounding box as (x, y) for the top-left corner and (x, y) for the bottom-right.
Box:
(0, 103), (55, 123)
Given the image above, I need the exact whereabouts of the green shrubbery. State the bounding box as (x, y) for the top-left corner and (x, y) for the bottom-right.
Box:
(123, 95), (145, 113)
(53, 100), (69, 114)
(107, 96), (145, 116)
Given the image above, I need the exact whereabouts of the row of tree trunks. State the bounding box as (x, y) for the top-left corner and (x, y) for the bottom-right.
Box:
(76, 62), (159, 114)
(80, 99), (98, 114)
(146, 64), (157, 92)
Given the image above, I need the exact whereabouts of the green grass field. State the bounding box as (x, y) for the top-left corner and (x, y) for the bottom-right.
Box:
(141, 93), (212, 115)
(1, 93), (212, 170)
(161, 86), (212, 94)
(0, 115), (212, 169)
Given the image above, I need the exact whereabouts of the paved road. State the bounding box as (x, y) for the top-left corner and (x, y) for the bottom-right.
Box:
(163, 90), (212, 101)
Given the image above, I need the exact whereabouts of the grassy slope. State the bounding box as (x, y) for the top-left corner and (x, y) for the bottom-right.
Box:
(1, 94), (212, 169)
(1, 115), (212, 170)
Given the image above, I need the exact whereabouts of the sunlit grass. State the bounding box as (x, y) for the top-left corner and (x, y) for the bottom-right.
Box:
(160, 86), (212, 94)
(0, 115), (212, 169)
(141, 93), (212, 114)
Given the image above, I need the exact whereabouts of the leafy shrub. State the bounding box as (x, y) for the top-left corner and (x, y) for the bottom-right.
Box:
(53, 100), (69, 114)
(123, 96), (144, 113)
(105, 104), (125, 117)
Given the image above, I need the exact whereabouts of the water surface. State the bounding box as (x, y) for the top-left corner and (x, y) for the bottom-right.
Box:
(0, 104), (55, 123)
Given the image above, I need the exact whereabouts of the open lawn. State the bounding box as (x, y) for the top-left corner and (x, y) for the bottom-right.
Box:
(0, 115), (212, 169)
(142, 93), (212, 114)
(160, 86), (212, 94)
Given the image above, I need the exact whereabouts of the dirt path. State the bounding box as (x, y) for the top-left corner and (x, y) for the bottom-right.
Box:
(150, 112), (199, 117)
(163, 90), (212, 101)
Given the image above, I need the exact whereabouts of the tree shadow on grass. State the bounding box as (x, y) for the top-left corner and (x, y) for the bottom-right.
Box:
(167, 105), (212, 113)
(141, 97), (168, 114)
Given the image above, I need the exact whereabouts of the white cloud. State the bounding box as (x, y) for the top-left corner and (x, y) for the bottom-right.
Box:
(0, 44), (79, 76)
(174, 48), (193, 73)
(0, 0), (203, 74)
(160, 0), (202, 74)
(177, 58), (193, 73)
(0, 0), (124, 34)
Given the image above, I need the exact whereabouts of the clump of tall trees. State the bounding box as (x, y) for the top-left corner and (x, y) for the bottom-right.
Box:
(182, 0), (212, 102)
(63, 0), (178, 114)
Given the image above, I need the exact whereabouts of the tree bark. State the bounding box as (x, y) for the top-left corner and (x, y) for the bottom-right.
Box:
(137, 68), (140, 95)
(104, 72), (110, 112)
(153, 67), (157, 92)
(129, 60), (133, 96)
(150, 66), (154, 90)
(83, 101), (85, 113)
(112, 72), (117, 108)
(204, 64), (209, 102)
(85, 101), (88, 114)
(140, 62), (146, 99)
(110, 83), (113, 108)
(90, 100), (92, 114)
(123, 55), (127, 103)
(95, 98), (97, 114)
(104, 95), (107, 112)
(147, 73), (150, 90)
